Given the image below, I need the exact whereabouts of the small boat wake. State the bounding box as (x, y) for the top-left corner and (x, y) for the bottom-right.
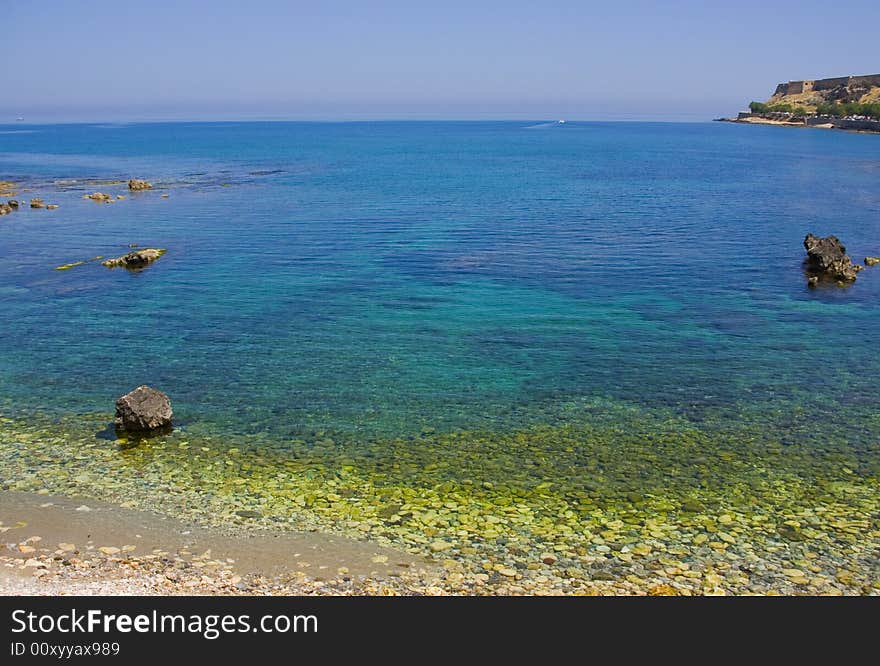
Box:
(524, 120), (568, 129)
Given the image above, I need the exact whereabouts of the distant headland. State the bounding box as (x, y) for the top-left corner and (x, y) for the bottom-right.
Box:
(716, 74), (880, 133)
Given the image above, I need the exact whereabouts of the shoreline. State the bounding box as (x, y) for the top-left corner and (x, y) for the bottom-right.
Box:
(714, 116), (880, 134)
(2, 405), (879, 596)
(0, 491), (433, 596)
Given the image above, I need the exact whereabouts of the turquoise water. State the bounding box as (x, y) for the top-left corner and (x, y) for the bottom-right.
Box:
(2, 121), (879, 435)
(1, 122), (879, 593)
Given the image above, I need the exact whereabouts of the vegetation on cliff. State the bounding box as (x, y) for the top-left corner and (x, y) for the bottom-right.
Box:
(813, 101), (880, 120)
(749, 100), (880, 120)
(752, 75), (880, 119)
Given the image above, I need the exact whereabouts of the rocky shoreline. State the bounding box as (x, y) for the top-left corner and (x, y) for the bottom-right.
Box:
(2, 405), (878, 597)
(0, 492), (435, 597)
(714, 116), (880, 134)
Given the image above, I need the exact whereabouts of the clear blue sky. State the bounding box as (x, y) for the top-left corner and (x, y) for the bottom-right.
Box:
(2, 0), (878, 122)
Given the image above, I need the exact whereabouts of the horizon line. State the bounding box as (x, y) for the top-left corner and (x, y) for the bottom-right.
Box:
(0, 117), (722, 127)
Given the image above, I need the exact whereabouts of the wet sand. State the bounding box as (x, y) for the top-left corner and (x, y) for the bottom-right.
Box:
(0, 491), (431, 596)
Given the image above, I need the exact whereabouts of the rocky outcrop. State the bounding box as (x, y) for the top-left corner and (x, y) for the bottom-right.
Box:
(84, 192), (112, 202)
(865, 257), (880, 267)
(101, 248), (166, 269)
(114, 385), (173, 433)
(803, 234), (861, 284)
(29, 198), (45, 209)
(128, 179), (152, 191)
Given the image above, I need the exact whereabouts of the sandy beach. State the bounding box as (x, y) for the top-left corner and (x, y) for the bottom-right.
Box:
(0, 491), (433, 596)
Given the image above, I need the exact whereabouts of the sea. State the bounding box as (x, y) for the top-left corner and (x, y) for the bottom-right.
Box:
(1, 121), (878, 593)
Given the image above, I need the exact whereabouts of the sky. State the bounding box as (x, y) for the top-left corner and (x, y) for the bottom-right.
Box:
(2, 0), (879, 122)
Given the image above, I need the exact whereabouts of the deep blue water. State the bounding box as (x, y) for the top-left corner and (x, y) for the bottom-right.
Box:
(1, 121), (879, 440)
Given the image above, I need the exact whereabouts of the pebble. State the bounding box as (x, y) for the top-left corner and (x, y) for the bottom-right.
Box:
(1, 396), (877, 597)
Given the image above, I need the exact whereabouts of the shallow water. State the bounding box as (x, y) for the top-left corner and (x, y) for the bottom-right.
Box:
(1, 121), (878, 593)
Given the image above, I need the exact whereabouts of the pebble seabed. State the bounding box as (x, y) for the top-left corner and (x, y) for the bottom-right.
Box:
(1, 396), (878, 596)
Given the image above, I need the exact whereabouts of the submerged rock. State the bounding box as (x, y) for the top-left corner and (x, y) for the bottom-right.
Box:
(115, 385), (173, 433)
(803, 234), (859, 284)
(128, 178), (152, 191)
(101, 248), (166, 269)
(84, 192), (112, 202)
(29, 198), (45, 209)
(866, 257), (880, 267)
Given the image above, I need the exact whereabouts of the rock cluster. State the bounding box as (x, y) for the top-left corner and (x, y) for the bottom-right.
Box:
(84, 192), (112, 202)
(803, 234), (862, 285)
(114, 385), (173, 433)
(0, 202), (12, 216)
(128, 179), (152, 191)
(101, 248), (166, 269)
(865, 257), (880, 267)
(29, 198), (45, 209)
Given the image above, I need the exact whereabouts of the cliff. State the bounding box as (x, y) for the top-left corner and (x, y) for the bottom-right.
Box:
(763, 74), (880, 114)
(717, 73), (880, 133)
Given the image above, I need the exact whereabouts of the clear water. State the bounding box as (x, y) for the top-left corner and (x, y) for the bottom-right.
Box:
(1, 122), (879, 592)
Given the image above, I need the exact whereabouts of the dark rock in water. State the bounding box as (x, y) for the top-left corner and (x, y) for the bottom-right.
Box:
(807, 276), (819, 287)
(7, 199), (19, 208)
(0, 203), (12, 216)
(803, 234), (859, 284)
(680, 499), (705, 513)
(29, 197), (45, 209)
(235, 510), (262, 519)
(115, 385), (173, 433)
(102, 248), (166, 269)
(128, 178), (152, 191)
(777, 524), (805, 542)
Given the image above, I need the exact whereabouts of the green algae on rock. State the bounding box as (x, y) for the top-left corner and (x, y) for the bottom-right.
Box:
(54, 256), (105, 271)
(101, 248), (166, 269)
